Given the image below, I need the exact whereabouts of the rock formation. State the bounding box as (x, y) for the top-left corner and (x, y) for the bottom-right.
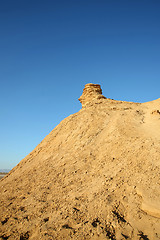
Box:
(0, 84), (160, 239)
(78, 83), (106, 107)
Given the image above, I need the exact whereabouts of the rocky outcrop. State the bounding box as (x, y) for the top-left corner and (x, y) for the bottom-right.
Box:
(0, 84), (160, 240)
(78, 83), (106, 107)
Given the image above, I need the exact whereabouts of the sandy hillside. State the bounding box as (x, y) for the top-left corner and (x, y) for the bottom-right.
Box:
(0, 83), (160, 240)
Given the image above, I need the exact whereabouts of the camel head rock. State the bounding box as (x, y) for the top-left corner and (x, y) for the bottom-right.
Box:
(78, 83), (106, 107)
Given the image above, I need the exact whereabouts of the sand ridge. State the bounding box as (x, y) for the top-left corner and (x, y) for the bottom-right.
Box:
(0, 84), (160, 239)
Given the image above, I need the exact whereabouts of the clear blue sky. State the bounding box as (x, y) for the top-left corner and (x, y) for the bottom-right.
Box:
(0, 0), (160, 169)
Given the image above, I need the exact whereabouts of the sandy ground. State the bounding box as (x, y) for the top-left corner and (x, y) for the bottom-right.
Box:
(0, 84), (160, 239)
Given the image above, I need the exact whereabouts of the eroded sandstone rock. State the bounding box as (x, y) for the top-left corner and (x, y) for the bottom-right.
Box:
(0, 84), (160, 240)
(78, 83), (106, 107)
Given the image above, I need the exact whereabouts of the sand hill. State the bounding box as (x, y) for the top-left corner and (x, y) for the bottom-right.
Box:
(0, 83), (160, 240)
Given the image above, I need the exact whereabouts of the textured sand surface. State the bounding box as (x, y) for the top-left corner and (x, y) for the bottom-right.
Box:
(0, 84), (160, 240)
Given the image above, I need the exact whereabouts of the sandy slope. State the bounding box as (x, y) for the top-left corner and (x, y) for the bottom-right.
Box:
(0, 84), (160, 240)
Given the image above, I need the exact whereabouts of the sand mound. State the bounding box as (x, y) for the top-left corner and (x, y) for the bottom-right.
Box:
(0, 84), (160, 239)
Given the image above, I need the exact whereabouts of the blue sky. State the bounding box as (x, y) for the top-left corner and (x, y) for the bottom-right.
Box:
(0, 0), (160, 169)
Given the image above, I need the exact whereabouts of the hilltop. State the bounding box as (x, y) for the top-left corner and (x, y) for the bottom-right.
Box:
(0, 84), (160, 240)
